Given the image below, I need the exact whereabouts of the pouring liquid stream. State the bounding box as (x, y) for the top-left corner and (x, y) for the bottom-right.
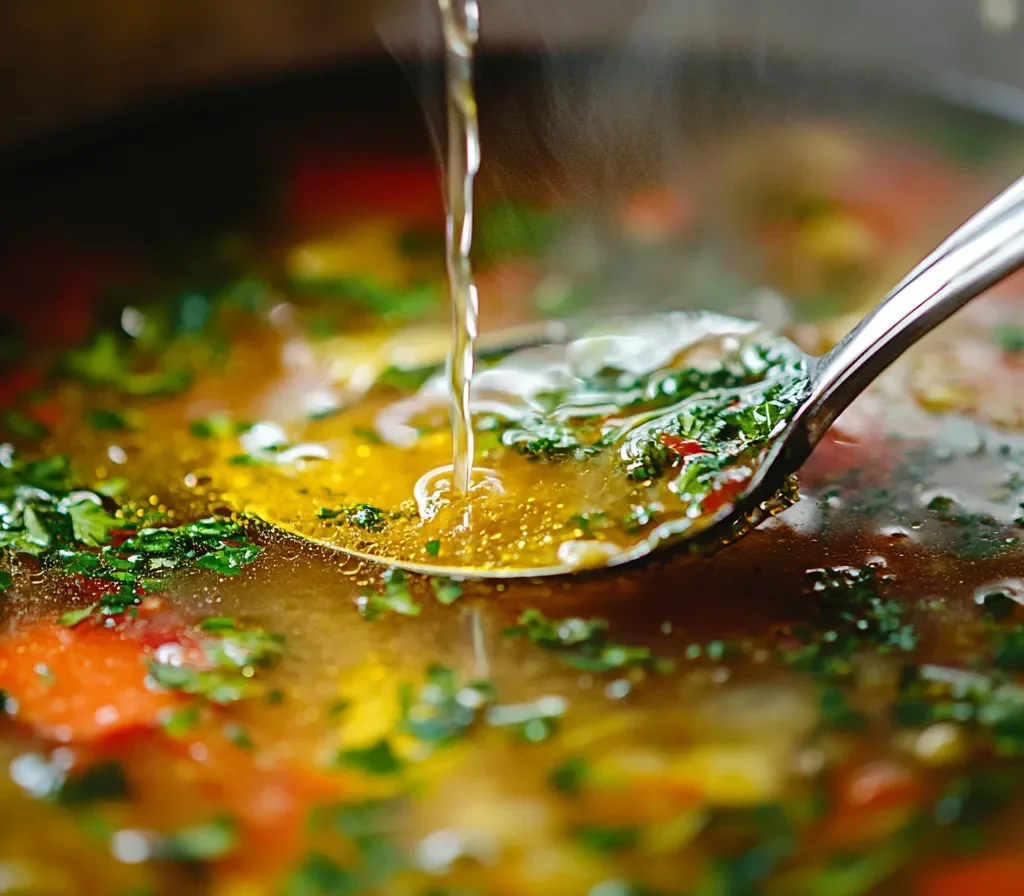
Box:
(438, 0), (481, 497)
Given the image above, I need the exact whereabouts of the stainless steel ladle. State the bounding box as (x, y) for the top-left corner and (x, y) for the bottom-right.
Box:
(325, 172), (1024, 579)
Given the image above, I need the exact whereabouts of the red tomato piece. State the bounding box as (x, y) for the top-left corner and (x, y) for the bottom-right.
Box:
(701, 474), (749, 516)
(837, 760), (922, 812)
(822, 759), (923, 847)
(659, 435), (708, 460)
(922, 858), (1024, 896)
(0, 606), (190, 743)
(161, 731), (343, 872)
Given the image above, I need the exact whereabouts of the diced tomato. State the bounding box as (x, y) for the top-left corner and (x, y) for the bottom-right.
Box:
(701, 476), (749, 516)
(837, 760), (922, 811)
(287, 155), (443, 228)
(921, 858), (1024, 896)
(660, 435), (708, 460)
(206, 745), (338, 869)
(156, 730), (343, 873)
(0, 604), (190, 743)
(619, 188), (694, 241)
(822, 759), (923, 847)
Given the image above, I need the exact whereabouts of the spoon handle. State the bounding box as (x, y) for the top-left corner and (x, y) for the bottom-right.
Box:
(803, 174), (1024, 443)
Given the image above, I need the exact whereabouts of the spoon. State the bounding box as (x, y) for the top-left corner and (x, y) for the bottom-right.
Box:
(301, 173), (1024, 579)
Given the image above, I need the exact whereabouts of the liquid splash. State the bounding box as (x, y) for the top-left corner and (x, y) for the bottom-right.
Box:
(438, 0), (481, 495)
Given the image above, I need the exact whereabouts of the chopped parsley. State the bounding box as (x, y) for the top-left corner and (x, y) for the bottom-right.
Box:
(155, 816), (239, 862)
(66, 331), (193, 397)
(56, 761), (130, 806)
(160, 705), (201, 738)
(549, 756), (590, 796)
(334, 739), (405, 776)
(572, 825), (640, 855)
(147, 618), (284, 705)
(318, 502), (391, 532)
(994, 322), (1024, 355)
(285, 800), (403, 895)
(0, 448), (119, 556)
(807, 564), (916, 653)
(57, 606), (97, 627)
(2, 410), (49, 441)
(357, 569), (421, 620)
(399, 665), (494, 746)
(503, 609), (670, 674)
(56, 518), (263, 624)
(86, 409), (131, 431)
(429, 576), (462, 605)
(289, 276), (438, 322)
(188, 414), (252, 440)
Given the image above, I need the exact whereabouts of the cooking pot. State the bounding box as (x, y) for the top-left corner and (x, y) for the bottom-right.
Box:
(3, 0), (1024, 156)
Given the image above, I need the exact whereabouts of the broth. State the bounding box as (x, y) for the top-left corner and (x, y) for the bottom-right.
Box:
(2, 57), (1024, 895)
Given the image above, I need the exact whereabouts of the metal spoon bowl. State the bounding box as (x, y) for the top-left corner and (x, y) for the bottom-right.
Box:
(306, 172), (1024, 578)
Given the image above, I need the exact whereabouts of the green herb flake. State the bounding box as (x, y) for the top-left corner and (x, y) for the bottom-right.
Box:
(353, 426), (383, 445)
(146, 620), (282, 706)
(196, 543), (262, 576)
(399, 665), (494, 746)
(289, 276), (438, 322)
(2, 410), (49, 440)
(86, 409), (131, 431)
(327, 699), (350, 719)
(430, 576), (462, 605)
(357, 569), (421, 620)
(995, 323), (1024, 355)
(550, 755), (590, 796)
(188, 415), (250, 440)
(318, 502), (390, 532)
(156, 816), (239, 862)
(66, 331), (193, 398)
(223, 723), (254, 751)
(503, 609), (667, 674)
(572, 825), (640, 855)
(57, 760), (130, 806)
(334, 739), (405, 776)
(282, 852), (355, 896)
(160, 705), (201, 738)
(58, 605), (98, 628)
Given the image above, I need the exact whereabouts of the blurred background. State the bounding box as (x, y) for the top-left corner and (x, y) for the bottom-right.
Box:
(3, 0), (1024, 153)
(3, 0), (1024, 356)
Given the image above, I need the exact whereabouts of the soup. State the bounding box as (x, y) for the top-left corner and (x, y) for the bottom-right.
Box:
(3, 57), (1024, 895)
